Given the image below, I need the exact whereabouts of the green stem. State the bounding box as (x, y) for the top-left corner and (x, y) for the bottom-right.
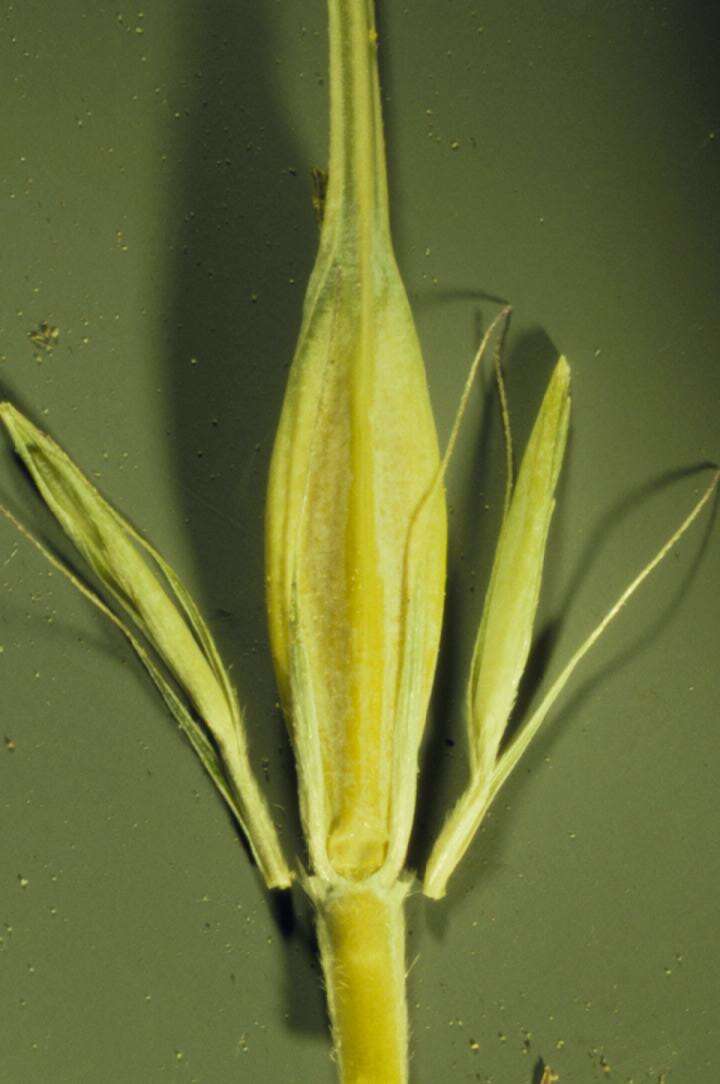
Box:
(312, 880), (409, 1084)
(324, 0), (391, 253)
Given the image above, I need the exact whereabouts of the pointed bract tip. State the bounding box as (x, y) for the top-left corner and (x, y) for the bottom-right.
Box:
(555, 354), (571, 381)
(0, 403), (35, 445)
(549, 356), (571, 404)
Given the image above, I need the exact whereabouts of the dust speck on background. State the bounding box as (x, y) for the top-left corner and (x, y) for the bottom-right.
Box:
(28, 321), (59, 358)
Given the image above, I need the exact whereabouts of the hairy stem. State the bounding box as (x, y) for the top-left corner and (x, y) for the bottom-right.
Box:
(312, 880), (409, 1084)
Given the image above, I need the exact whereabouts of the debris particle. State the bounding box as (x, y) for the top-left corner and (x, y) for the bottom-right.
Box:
(589, 1049), (612, 1075)
(18, 875), (29, 888)
(28, 321), (59, 356)
(540, 1069), (559, 1084)
(469, 1038), (480, 1052)
(5, 736), (16, 751)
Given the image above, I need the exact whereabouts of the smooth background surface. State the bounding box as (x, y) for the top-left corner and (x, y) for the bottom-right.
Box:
(1, 2), (718, 1081)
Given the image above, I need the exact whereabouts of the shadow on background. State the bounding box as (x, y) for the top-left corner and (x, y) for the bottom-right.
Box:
(164, 0), (325, 1039)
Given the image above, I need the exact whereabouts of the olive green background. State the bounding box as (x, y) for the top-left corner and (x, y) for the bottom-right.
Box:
(1, 2), (718, 1081)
